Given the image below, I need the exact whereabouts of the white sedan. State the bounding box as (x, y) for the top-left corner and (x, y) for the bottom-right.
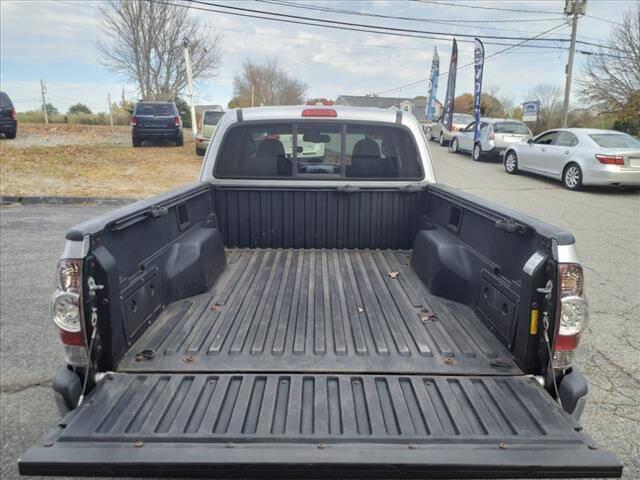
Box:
(503, 128), (640, 190)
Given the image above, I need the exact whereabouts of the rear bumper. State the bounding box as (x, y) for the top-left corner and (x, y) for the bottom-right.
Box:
(0, 119), (17, 132)
(133, 127), (180, 138)
(583, 165), (640, 186)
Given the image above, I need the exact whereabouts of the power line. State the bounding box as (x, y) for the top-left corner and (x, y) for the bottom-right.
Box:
(375, 23), (568, 96)
(191, 0), (573, 43)
(191, 0), (630, 54)
(256, 0), (566, 24)
(413, 0), (560, 15)
(585, 14), (624, 26)
(150, 0), (568, 50)
(257, 0), (616, 49)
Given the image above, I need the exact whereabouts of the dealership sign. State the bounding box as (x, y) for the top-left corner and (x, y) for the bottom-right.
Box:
(522, 101), (539, 122)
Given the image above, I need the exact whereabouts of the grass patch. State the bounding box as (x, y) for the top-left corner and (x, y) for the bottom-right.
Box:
(1, 126), (201, 198)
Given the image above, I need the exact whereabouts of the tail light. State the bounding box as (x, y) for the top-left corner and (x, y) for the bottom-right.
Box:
(174, 115), (181, 127)
(488, 125), (495, 141)
(130, 115), (137, 126)
(12, 108), (16, 121)
(451, 126), (459, 132)
(302, 108), (337, 117)
(596, 154), (624, 165)
(553, 264), (589, 369)
(52, 260), (88, 366)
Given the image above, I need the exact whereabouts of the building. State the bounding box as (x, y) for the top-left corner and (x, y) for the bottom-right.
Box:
(335, 95), (443, 126)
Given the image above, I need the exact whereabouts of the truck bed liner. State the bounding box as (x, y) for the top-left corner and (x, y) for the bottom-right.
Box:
(119, 249), (520, 375)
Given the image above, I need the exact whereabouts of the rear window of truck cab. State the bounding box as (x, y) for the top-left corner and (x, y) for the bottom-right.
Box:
(214, 122), (423, 180)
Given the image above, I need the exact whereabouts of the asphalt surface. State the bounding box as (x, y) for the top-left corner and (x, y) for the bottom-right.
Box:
(1, 143), (638, 479)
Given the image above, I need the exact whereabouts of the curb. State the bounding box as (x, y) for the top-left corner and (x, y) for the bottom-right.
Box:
(0, 196), (135, 206)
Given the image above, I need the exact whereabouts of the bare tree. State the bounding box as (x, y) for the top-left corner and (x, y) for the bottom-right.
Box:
(229, 59), (307, 108)
(97, 0), (222, 100)
(578, 4), (640, 113)
(527, 84), (563, 130)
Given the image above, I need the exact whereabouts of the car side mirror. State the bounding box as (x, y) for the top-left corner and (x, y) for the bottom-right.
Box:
(527, 138), (534, 144)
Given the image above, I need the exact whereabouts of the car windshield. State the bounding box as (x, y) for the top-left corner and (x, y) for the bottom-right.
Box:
(494, 122), (529, 135)
(136, 103), (175, 116)
(452, 114), (473, 125)
(589, 133), (640, 149)
(203, 111), (224, 125)
(0, 92), (11, 108)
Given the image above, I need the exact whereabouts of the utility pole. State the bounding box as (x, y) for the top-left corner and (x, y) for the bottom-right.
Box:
(182, 37), (198, 138)
(107, 93), (114, 128)
(561, 0), (586, 127)
(40, 79), (48, 124)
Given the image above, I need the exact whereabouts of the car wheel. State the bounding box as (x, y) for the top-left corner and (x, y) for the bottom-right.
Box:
(132, 137), (141, 147)
(176, 134), (184, 147)
(563, 163), (583, 191)
(472, 143), (483, 161)
(5, 129), (16, 139)
(504, 151), (518, 174)
(449, 137), (459, 153)
(439, 133), (446, 146)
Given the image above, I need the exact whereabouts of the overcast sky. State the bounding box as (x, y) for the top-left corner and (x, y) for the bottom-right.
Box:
(0, 0), (635, 113)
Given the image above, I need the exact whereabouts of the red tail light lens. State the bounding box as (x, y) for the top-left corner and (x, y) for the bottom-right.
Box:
(452, 126), (459, 132)
(302, 108), (337, 117)
(553, 264), (589, 369)
(595, 154), (624, 165)
(174, 115), (181, 127)
(53, 259), (88, 366)
(130, 115), (137, 126)
(12, 108), (16, 121)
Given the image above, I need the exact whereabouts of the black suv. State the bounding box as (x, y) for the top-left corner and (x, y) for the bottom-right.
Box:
(0, 91), (17, 139)
(131, 101), (183, 147)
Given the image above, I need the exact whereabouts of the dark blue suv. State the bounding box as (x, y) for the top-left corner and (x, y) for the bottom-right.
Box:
(131, 101), (183, 147)
(0, 92), (17, 139)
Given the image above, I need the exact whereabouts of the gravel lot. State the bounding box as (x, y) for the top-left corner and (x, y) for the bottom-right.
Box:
(1, 143), (638, 479)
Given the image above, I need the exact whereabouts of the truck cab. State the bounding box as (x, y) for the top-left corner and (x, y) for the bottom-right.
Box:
(20, 106), (622, 478)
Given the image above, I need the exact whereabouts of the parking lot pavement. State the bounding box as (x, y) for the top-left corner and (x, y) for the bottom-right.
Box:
(1, 146), (638, 479)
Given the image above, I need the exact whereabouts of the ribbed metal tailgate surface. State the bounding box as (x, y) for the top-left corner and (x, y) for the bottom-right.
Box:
(20, 373), (622, 478)
(119, 249), (521, 375)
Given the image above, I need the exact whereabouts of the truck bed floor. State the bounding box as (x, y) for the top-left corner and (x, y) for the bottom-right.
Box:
(119, 249), (521, 375)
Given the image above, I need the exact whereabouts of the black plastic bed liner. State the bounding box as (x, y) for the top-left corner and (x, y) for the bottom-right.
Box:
(119, 249), (521, 375)
(20, 372), (622, 478)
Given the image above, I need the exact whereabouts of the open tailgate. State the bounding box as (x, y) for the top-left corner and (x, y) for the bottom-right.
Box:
(20, 373), (622, 478)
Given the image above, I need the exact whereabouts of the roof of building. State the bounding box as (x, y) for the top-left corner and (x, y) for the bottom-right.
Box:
(335, 95), (442, 123)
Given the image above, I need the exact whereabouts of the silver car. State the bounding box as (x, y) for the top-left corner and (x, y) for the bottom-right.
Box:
(450, 118), (532, 161)
(503, 128), (640, 190)
(429, 113), (474, 146)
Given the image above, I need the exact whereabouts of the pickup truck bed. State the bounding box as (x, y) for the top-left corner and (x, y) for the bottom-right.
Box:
(21, 106), (623, 478)
(120, 248), (520, 375)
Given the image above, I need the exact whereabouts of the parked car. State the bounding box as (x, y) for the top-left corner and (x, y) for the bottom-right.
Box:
(0, 91), (17, 139)
(130, 101), (183, 147)
(429, 113), (473, 146)
(504, 128), (640, 190)
(195, 109), (224, 156)
(451, 118), (532, 161)
(20, 106), (622, 479)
